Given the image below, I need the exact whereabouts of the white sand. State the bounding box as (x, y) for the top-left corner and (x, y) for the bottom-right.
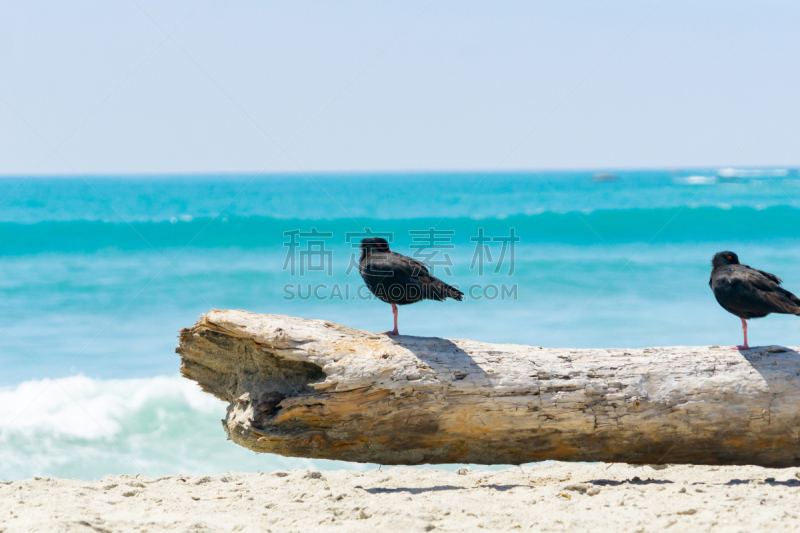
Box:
(3, 462), (800, 532)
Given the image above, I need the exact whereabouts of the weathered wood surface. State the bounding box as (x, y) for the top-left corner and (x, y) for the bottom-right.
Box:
(177, 309), (800, 467)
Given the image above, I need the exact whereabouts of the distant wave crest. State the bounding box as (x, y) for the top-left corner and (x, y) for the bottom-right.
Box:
(718, 168), (790, 178)
(0, 206), (798, 254)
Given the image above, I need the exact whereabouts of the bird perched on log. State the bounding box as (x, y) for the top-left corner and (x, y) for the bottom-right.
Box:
(359, 237), (463, 335)
(709, 251), (800, 349)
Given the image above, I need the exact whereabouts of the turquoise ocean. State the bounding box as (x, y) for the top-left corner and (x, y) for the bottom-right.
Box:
(2, 169), (800, 480)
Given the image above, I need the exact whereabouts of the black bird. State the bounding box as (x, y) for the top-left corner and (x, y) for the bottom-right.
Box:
(709, 251), (800, 349)
(359, 237), (463, 335)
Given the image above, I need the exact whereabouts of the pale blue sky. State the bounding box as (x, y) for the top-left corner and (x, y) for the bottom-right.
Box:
(1, 0), (798, 175)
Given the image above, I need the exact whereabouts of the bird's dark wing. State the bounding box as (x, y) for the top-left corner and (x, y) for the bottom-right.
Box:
(750, 268), (800, 313)
(749, 267), (782, 286)
(401, 255), (463, 301)
(716, 266), (800, 317)
(360, 252), (463, 302)
(359, 253), (425, 280)
(359, 252), (424, 304)
(387, 253), (462, 301)
(387, 252), (431, 277)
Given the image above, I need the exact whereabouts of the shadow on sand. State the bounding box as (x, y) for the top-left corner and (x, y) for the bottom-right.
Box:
(364, 484), (527, 495)
(588, 477), (673, 486)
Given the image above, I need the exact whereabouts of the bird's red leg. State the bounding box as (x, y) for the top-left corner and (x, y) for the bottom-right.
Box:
(381, 303), (399, 335)
(741, 318), (749, 349)
(733, 318), (749, 350)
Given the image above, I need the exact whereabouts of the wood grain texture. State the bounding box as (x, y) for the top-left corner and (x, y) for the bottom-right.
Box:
(177, 309), (800, 467)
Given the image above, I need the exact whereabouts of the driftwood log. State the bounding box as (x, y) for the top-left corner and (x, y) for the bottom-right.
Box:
(177, 310), (800, 467)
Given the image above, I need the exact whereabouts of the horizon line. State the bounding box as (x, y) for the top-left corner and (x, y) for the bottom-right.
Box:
(0, 165), (797, 179)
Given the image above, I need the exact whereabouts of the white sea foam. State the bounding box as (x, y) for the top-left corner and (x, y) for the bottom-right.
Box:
(524, 208), (546, 216)
(717, 168), (789, 178)
(675, 176), (717, 185)
(0, 375), (368, 480)
(0, 375), (219, 439)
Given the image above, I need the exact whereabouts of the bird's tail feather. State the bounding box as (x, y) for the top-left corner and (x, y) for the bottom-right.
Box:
(424, 278), (464, 302)
(779, 288), (800, 315)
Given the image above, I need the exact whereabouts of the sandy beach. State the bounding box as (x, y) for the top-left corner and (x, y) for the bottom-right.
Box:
(3, 462), (800, 532)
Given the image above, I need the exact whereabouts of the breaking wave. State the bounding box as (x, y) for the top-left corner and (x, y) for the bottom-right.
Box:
(0, 375), (366, 481)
